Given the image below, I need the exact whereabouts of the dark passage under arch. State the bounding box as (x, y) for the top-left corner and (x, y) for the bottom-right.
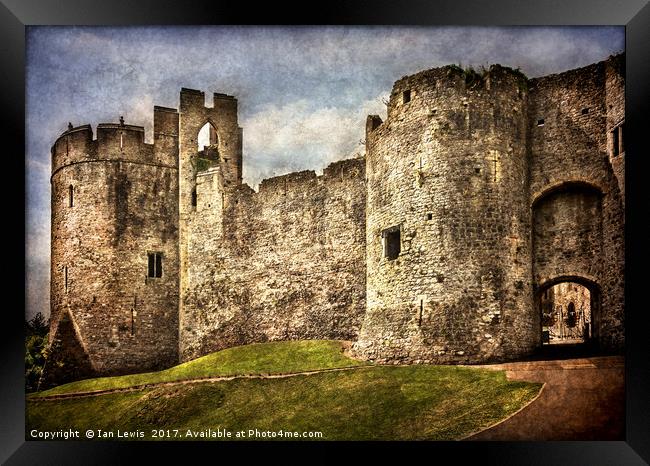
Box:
(539, 280), (595, 346)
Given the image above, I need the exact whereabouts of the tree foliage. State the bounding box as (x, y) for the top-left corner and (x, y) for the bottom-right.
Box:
(25, 312), (49, 392)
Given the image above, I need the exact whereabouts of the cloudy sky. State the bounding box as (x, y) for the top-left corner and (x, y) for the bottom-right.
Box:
(25, 26), (624, 320)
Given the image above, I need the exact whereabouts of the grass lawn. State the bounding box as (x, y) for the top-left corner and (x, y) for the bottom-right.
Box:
(27, 365), (540, 440)
(27, 341), (542, 440)
(34, 340), (367, 397)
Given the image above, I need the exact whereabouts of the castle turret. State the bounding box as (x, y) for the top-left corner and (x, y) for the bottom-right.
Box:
(354, 64), (535, 364)
(177, 88), (243, 359)
(44, 112), (180, 387)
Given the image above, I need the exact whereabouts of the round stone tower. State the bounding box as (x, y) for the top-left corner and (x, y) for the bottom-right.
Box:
(46, 111), (180, 386)
(353, 65), (536, 364)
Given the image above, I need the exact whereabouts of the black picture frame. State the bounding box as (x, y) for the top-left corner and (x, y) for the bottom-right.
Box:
(6, 0), (650, 463)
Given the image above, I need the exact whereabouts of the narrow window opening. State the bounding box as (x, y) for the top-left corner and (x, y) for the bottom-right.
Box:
(418, 299), (423, 327)
(619, 122), (625, 155)
(155, 253), (162, 278)
(130, 308), (135, 336)
(147, 252), (163, 279)
(120, 132), (124, 150)
(68, 185), (74, 207)
(64, 266), (68, 293)
(382, 227), (401, 261)
(612, 126), (620, 156)
(537, 119), (545, 127)
(402, 90), (411, 104)
(191, 189), (197, 207)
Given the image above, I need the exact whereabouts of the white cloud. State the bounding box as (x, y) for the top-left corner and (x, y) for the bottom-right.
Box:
(127, 93), (155, 143)
(242, 92), (387, 188)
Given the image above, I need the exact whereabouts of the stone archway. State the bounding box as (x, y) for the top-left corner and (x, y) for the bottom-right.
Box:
(532, 181), (605, 353)
(536, 276), (600, 348)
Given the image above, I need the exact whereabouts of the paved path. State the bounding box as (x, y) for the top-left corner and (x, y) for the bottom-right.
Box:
(29, 365), (367, 401)
(466, 356), (625, 440)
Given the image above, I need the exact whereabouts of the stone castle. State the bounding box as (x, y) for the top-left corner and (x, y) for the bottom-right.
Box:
(43, 54), (625, 386)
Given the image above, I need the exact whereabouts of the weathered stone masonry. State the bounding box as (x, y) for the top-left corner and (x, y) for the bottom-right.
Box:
(44, 54), (625, 385)
(182, 159), (366, 360)
(46, 110), (180, 386)
(355, 64), (534, 364)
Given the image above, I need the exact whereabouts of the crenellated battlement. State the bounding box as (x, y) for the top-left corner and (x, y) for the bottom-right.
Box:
(51, 116), (179, 178)
(180, 87), (238, 113)
(191, 158), (366, 223)
(255, 158), (366, 197)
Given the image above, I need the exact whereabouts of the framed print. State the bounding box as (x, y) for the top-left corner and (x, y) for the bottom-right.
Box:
(6, 0), (650, 463)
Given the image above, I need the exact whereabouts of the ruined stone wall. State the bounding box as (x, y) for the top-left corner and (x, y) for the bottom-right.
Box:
(528, 55), (625, 351)
(48, 118), (179, 384)
(354, 65), (535, 364)
(605, 54), (625, 204)
(181, 158), (366, 361)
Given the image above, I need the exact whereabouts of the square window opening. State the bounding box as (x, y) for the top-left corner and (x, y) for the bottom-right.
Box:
(537, 119), (545, 127)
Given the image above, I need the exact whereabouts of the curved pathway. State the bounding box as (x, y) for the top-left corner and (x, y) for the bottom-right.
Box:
(29, 365), (367, 401)
(466, 356), (625, 440)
